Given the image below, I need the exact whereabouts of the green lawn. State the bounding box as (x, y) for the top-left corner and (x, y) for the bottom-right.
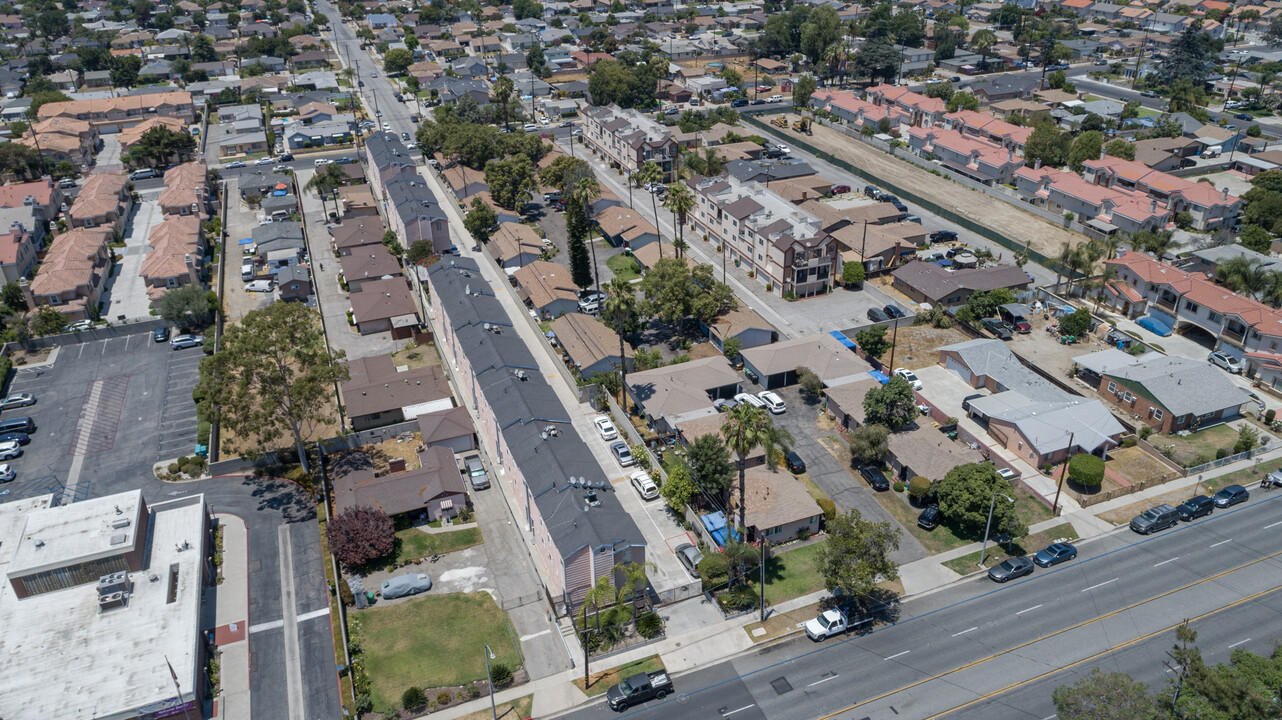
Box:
(1160, 424), (1240, 466)
(1136, 106), (1161, 118)
(741, 541), (827, 606)
(573, 655), (665, 697)
(606, 253), (641, 282)
(392, 526), (483, 565)
(941, 522), (1080, 575)
(360, 593), (522, 712)
(873, 490), (974, 555)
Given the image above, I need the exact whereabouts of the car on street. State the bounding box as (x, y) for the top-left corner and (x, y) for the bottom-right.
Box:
(0, 432), (29, 446)
(273, 165), (290, 173)
(786, 450), (806, 473)
(1094, 58), (1109, 65)
(0, 464), (14, 483)
(522, 123), (538, 132)
(731, 99), (749, 107)
(63, 319), (95, 333)
(758, 390), (786, 414)
(1130, 503), (1180, 534)
(278, 153), (293, 161)
(370, 71), (378, 78)
(893, 368), (922, 390)
(981, 317), (1014, 340)
(630, 470), (659, 501)
(381, 122), (391, 131)
(917, 504), (941, 530)
(859, 464), (890, 491)
(1235, 113), (1254, 121)
(224, 161), (246, 169)
(1208, 351), (1243, 373)
(560, 120), (575, 127)
(594, 415), (618, 441)
(867, 307), (889, 323)
(1212, 484), (1249, 508)
(0, 393), (35, 410)
(931, 230), (958, 243)
(675, 543), (703, 577)
(664, 106), (680, 115)
(380, 573), (431, 599)
(401, 131), (410, 141)
(734, 392), (766, 409)
(607, 671), (673, 712)
(0, 441), (21, 460)
(1033, 542), (1077, 567)
(170, 334), (204, 350)
(254, 156), (274, 165)
(610, 440), (634, 467)
(314, 158), (331, 166)
(750, 98), (766, 105)
(1177, 495), (1214, 521)
(988, 556), (1034, 583)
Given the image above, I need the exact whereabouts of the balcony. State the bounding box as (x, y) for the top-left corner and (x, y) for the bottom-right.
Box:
(1154, 296), (1178, 312)
(1222, 327), (1246, 346)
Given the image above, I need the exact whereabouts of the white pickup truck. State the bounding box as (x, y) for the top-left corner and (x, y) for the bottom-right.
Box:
(804, 609), (851, 641)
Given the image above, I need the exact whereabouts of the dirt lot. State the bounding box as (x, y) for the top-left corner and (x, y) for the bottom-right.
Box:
(1005, 318), (1112, 380)
(769, 119), (1091, 260)
(870, 325), (970, 370)
(1107, 445), (1179, 486)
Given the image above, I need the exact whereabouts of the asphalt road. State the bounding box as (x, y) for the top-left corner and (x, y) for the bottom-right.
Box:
(556, 488), (1282, 720)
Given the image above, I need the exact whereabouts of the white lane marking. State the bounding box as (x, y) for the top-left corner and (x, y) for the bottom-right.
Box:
(1042, 715), (1058, 720)
(1210, 539), (1232, 548)
(1081, 578), (1119, 593)
(807, 675), (839, 687)
(1016, 604), (1043, 615)
(250, 619), (283, 633)
(1154, 557), (1180, 567)
(722, 705), (755, 717)
(520, 629), (552, 641)
(885, 651), (910, 661)
(1264, 521), (1282, 529)
(1229, 638), (1252, 649)
(953, 627), (978, 637)
(297, 608), (330, 623)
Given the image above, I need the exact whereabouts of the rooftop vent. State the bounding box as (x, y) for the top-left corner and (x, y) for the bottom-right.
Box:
(111, 517), (130, 529)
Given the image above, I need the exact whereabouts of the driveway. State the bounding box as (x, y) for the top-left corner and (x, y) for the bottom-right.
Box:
(92, 135), (122, 175)
(767, 385), (927, 563)
(100, 194), (163, 323)
(531, 201), (624, 287)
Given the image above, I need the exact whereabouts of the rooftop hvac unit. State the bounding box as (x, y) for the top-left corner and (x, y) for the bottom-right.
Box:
(97, 591), (127, 613)
(98, 571), (132, 597)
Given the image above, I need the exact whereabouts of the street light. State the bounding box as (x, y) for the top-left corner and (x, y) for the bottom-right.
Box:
(483, 643), (497, 720)
(978, 491), (1014, 568)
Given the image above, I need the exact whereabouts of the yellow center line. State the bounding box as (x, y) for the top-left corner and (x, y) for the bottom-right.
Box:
(814, 548), (1282, 720)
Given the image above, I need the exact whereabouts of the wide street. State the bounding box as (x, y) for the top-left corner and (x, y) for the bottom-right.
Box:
(558, 489), (1282, 720)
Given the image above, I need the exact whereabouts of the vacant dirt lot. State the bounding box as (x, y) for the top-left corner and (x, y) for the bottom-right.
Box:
(769, 120), (1090, 260)
(1108, 446), (1179, 486)
(871, 325), (970, 369)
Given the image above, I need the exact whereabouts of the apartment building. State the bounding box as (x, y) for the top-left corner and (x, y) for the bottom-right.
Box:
(16, 116), (99, 168)
(66, 173), (131, 235)
(22, 227), (113, 321)
(905, 126), (1025, 185)
(864, 83), (948, 127)
(37, 91), (195, 133)
(944, 110), (1034, 153)
(1082, 155), (1242, 231)
(688, 174), (839, 298)
(809, 89), (908, 133)
(581, 104), (679, 183)
(1015, 165), (1171, 234)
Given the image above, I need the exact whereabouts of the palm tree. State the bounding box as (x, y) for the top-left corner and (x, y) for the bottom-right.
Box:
(760, 423), (795, 471)
(603, 277), (636, 412)
(636, 161), (664, 258)
(1092, 264), (1119, 312)
(971, 29), (997, 69)
(627, 169), (641, 209)
(1055, 242), (1073, 293)
(721, 403), (771, 534)
(490, 75), (515, 130)
(662, 182), (695, 259)
(574, 175), (602, 296)
(613, 561), (657, 616)
(721, 539), (758, 591)
(304, 163), (344, 218)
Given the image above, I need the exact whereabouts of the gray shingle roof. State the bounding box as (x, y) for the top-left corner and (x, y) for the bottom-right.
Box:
(1103, 356), (1251, 417)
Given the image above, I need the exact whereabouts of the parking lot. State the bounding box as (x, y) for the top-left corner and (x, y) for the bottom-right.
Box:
(1, 331), (203, 502)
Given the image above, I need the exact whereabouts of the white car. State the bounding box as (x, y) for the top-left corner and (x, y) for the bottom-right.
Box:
(0, 393), (35, 410)
(245, 279), (275, 292)
(630, 470), (659, 501)
(381, 122), (391, 131)
(0, 441), (21, 460)
(0, 464), (14, 482)
(758, 390), (786, 414)
(254, 156), (275, 165)
(314, 158), (332, 166)
(734, 392), (766, 409)
(893, 368), (923, 391)
(594, 415), (618, 441)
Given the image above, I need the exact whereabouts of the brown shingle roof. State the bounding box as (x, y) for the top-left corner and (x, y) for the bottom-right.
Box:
(341, 353), (450, 418)
(549, 313), (632, 371)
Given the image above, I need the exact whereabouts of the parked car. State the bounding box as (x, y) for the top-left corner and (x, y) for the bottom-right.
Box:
(712, 398), (738, 412)
(314, 158), (332, 166)
(630, 470), (659, 501)
(750, 98), (766, 105)
(786, 450), (806, 474)
(370, 71), (378, 78)
(675, 543), (703, 577)
(254, 156), (274, 165)
(830, 185), (851, 195)
(884, 305), (905, 319)
(731, 98), (749, 107)
(988, 556), (1034, 583)
(224, 161), (246, 169)
(57, 178), (77, 189)
(917, 504), (941, 530)
(380, 573), (431, 599)
(0, 441), (20, 461)
(400, 131), (411, 141)
(464, 455), (490, 490)
(381, 122), (391, 131)
(1130, 503), (1180, 534)
(1235, 112), (1254, 121)
(981, 317), (1013, 340)
(734, 392), (766, 409)
(522, 123), (538, 132)
(1208, 351), (1243, 374)
(559, 120), (575, 127)
(64, 319), (95, 333)
(607, 671), (673, 712)
(867, 307), (889, 323)
(610, 440), (634, 467)
(1033, 542), (1077, 568)
(0, 464), (14, 483)
(0, 432), (29, 446)
(758, 390), (786, 414)
(170, 334), (204, 350)
(859, 464), (890, 491)
(805, 608), (852, 641)
(893, 368), (922, 390)
(0, 393), (34, 410)
(1212, 484), (1250, 508)
(245, 279), (275, 292)
(594, 415), (618, 441)
(1177, 495), (1214, 521)
(278, 153), (294, 161)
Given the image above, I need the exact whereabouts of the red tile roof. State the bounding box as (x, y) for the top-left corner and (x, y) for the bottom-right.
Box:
(1107, 252), (1282, 338)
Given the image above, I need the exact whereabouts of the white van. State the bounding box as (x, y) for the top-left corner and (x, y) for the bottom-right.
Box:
(130, 168), (157, 180)
(767, 94), (783, 103)
(734, 392), (766, 409)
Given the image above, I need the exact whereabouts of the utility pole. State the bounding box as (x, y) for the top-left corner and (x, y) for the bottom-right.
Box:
(759, 539), (768, 621)
(1051, 431), (1075, 516)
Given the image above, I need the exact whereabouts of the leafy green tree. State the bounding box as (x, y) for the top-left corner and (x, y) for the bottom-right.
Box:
(0, 281), (24, 312)
(539, 155), (592, 195)
(946, 91), (978, 112)
(815, 509), (901, 602)
(852, 38), (899, 83)
(526, 43), (548, 76)
(800, 6), (840, 65)
(1068, 130), (1105, 173)
(1052, 669), (1156, 720)
(485, 154), (537, 212)
(660, 461), (696, 512)
(157, 283), (217, 329)
(109, 54), (142, 87)
(1240, 224), (1273, 254)
(962, 288), (1016, 320)
(688, 433), (734, 498)
(383, 48), (413, 74)
(970, 28), (997, 67)
(849, 423), (890, 464)
(855, 324), (891, 361)
(1061, 307), (1092, 337)
(31, 305), (66, 336)
(568, 235), (593, 289)
(1023, 122), (1069, 168)
(797, 366), (822, 396)
(0, 142), (43, 180)
(842, 261), (866, 286)
(1105, 138), (1135, 161)
(191, 34), (217, 63)
(128, 125), (197, 168)
(25, 90), (71, 120)
(935, 463), (1026, 539)
(1267, 16), (1282, 47)
(1067, 453), (1104, 488)
(463, 197), (498, 244)
(862, 376), (917, 430)
(1157, 27), (1215, 85)
(565, 190), (590, 245)
(490, 76), (515, 130)
(722, 337), (741, 360)
(406, 240), (434, 264)
(196, 302), (348, 472)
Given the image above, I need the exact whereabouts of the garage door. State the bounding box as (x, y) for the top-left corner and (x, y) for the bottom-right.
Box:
(945, 356), (971, 384)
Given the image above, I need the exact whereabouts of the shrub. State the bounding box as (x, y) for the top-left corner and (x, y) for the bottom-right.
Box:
(816, 498), (837, 521)
(490, 663), (513, 686)
(436, 691), (452, 706)
(1067, 453), (1104, 488)
(0, 355), (11, 394)
(338, 577), (354, 606)
(168, 462), (181, 474)
(1139, 425), (1153, 440)
(636, 611), (663, 638)
(1234, 424), (1261, 455)
(1120, 436), (1137, 448)
(402, 686), (426, 709)
(467, 683), (480, 699)
(908, 475), (931, 500)
(1268, 409), (1277, 425)
(796, 527), (811, 541)
(892, 480), (906, 492)
(1216, 448), (1228, 459)
(327, 506), (395, 569)
(697, 553), (729, 589)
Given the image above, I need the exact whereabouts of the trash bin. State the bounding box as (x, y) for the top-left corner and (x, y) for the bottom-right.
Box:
(366, 591), (376, 604)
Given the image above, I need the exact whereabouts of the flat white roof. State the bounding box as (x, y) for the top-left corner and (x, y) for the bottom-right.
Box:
(0, 493), (206, 719)
(7, 489), (143, 578)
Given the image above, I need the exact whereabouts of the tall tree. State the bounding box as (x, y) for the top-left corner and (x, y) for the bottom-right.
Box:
(196, 302), (348, 472)
(635, 161), (664, 258)
(688, 433), (734, 499)
(484, 153), (537, 211)
(603, 277), (635, 409)
(935, 462), (1027, 539)
(792, 73), (817, 110)
(815, 509), (901, 604)
(722, 403), (772, 532)
(862, 376), (918, 430)
(157, 283), (216, 329)
(970, 28), (997, 68)
(1157, 27), (1214, 85)
(383, 48), (413, 74)
(463, 197), (498, 244)
(662, 182), (695, 258)
(574, 175), (602, 297)
(1052, 669), (1156, 720)
(490, 75), (515, 130)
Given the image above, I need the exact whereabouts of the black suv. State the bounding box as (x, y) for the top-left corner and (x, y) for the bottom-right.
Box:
(1177, 495), (1214, 521)
(930, 230), (957, 243)
(859, 464), (890, 491)
(786, 450), (806, 474)
(1131, 503), (1180, 534)
(917, 504), (941, 530)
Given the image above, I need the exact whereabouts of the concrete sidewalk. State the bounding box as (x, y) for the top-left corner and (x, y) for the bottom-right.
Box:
(208, 514), (250, 720)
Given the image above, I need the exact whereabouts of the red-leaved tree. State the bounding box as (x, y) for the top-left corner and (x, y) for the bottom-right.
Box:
(327, 506), (394, 568)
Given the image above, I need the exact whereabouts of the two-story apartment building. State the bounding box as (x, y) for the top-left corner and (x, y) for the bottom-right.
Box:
(425, 256), (645, 611)
(66, 173), (131, 236)
(385, 174), (451, 253)
(580, 104), (679, 183)
(1083, 156), (1242, 231)
(944, 110), (1034, 153)
(688, 173), (839, 298)
(809, 89), (908, 133)
(864, 83), (947, 127)
(905, 126), (1025, 185)
(363, 132), (418, 205)
(1015, 166), (1171, 234)
(37, 92), (195, 133)
(22, 227), (113, 321)
(16, 116), (100, 168)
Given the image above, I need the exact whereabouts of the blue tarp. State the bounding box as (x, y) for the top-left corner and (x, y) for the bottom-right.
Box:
(700, 511), (739, 548)
(272, 189), (287, 196)
(869, 370), (890, 384)
(828, 330), (856, 349)
(935, 259), (953, 267)
(238, 238), (253, 245)
(1137, 315), (1174, 337)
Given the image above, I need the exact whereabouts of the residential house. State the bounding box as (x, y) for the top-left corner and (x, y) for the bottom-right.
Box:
(1077, 350), (1249, 434)
(580, 104), (679, 183)
(490, 222), (544, 269)
(741, 333), (871, 389)
(703, 305), (778, 353)
(864, 83), (948, 127)
(548, 312), (633, 377)
(275, 264), (312, 302)
(36, 92), (196, 132)
(416, 406), (477, 454)
(66, 173), (130, 235)
(728, 472), (822, 543)
(339, 245), (401, 292)
(891, 260), (1032, 306)
(340, 353), (451, 431)
(823, 376), (880, 429)
(364, 133), (418, 205)
(330, 446), (468, 522)
(156, 162), (211, 217)
(331, 220), (387, 257)
(385, 174), (451, 253)
(1014, 165), (1172, 235)
(282, 119), (354, 149)
(0, 207), (42, 284)
(593, 206), (659, 250)
(905, 126), (1025, 185)
(350, 276), (420, 337)
(625, 356), (742, 434)
(15, 116), (99, 168)
(218, 132), (269, 158)
(118, 116), (188, 156)
(964, 74), (1043, 104)
(513, 260), (579, 318)
(424, 77), (490, 106)
(0, 179), (62, 223)
(21, 227), (112, 321)
(1082, 155), (1242, 231)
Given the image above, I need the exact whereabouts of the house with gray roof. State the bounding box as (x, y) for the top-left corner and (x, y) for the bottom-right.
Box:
(891, 260), (1032, 306)
(425, 256), (645, 611)
(625, 356), (742, 434)
(282, 119), (354, 149)
(1081, 351), (1250, 434)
